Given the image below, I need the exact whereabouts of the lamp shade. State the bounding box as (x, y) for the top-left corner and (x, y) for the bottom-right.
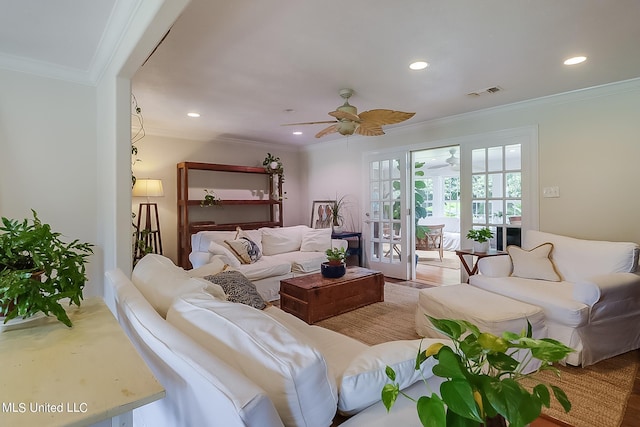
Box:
(133, 179), (164, 198)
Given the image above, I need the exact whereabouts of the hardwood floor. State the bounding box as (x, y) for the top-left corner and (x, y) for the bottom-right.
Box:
(386, 256), (640, 427)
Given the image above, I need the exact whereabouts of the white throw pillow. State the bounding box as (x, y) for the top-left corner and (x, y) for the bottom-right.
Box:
(300, 228), (332, 252)
(259, 226), (306, 255)
(235, 227), (263, 252)
(131, 254), (226, 317)
(187, 255), (227, 277)
(166, 292), (338, 427)
(338, 339), (441, 415)
(208, 241), (242, 268)
(508, 243), (561, 281)
(225, 237), (262, 264)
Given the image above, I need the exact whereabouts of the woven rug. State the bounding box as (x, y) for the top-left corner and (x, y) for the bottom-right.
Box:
(317, 283), (639, 427)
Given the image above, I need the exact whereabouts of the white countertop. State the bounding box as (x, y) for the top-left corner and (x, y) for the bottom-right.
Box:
(0, 297), (165, 426)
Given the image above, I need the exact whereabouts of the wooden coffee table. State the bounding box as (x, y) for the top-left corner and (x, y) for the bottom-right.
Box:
(279, 267), (384, 324)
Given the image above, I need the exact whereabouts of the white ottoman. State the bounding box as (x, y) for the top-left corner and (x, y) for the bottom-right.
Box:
(416, 284), (547, 340)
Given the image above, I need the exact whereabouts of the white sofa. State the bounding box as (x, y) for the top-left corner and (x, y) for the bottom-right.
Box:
(189, 225), (348, 301)
(470, 230), (640, 366)
(105, 254), (447, 427)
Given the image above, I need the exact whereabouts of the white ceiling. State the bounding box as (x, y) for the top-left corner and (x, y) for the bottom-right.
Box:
(2, 0), (640, 147)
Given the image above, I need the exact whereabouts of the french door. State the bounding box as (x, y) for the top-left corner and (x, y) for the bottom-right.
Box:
(364, 152), (410, 279)
(459, 126), (538, 251)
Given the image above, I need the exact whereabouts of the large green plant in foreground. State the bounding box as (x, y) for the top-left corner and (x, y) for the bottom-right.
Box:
(383, 317), (573, 427)
(0, 210), (94, 327)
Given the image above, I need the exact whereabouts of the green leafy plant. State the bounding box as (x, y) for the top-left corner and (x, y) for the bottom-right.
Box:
(325, 247), (347, 265)
(0, 210), (94, 327)
(383, 317), (573, 427)
(200, 189), (222, 207)
(466, 227), (494, 243)
(263, 152), (284, 181)
(393, 161), (430, 239)
(331, 195), (348, 228)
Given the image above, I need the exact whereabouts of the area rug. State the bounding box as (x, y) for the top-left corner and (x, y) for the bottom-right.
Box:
(317, 283), (639, 427)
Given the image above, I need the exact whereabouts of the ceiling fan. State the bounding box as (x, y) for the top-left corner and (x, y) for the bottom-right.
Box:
(428, 148), (460, 171)
(282, 88), (415, 138)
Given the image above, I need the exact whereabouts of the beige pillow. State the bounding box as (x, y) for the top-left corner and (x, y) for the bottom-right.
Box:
(224, 237), (262, 264)
(300, 228), (332, 252)
(507, 243), (561, 281)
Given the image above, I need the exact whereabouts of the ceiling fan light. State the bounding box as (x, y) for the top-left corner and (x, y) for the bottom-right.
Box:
(409, 61), (429, 70)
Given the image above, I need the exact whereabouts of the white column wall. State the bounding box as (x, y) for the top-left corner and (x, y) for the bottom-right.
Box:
(0, 68), (100, 295)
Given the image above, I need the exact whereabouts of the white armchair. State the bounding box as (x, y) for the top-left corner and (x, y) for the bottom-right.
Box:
(469, 230), (640, 366)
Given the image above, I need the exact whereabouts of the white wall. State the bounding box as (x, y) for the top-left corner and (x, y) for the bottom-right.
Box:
(132, 134), (304, 264)
(302, 78), (640, 244)
(0, 68), (101, 296)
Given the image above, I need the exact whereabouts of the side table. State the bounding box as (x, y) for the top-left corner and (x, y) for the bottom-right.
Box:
(331, 231), (362, 267)
(455, 248), (508, 282)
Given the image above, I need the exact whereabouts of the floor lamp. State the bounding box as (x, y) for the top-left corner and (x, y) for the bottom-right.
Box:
(133, 179), (164, 260)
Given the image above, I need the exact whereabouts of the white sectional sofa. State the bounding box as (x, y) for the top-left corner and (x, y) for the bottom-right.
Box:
(105, 254), (447, 427)
(470, 230), (640, 366)
(189, 225), (348, 301)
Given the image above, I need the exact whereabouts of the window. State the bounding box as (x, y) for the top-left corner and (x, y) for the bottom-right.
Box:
(471, 144), (522, 249)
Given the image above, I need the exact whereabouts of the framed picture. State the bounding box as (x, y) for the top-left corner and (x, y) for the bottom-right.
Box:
(311, 200), (335, 229)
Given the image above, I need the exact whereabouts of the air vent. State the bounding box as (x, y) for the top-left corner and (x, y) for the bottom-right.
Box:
(467, 86), (503, 97)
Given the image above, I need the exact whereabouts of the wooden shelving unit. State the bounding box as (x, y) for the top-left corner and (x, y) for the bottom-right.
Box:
(177, 161), (283, 268)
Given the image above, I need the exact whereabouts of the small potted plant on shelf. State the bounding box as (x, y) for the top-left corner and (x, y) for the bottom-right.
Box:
(321, 247), (347, 278)
(383, 317), (573, 427)
(200, 189), (222, 207)
(466, 227), (494, 253)
(0, 210), (94, 327)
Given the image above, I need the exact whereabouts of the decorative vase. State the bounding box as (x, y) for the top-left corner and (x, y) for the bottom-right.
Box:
(473, 241), (490, 253)
(321, 262), (346, 278)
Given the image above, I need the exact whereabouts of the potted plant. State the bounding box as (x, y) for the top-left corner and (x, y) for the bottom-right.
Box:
(383, 317), (573, 427)
(0, 210), (94, 327)
(466, 227), (494, 253)
(330, 195), (348, 233)
(321, 247), (347, 278)
(200, 189), (222, 207)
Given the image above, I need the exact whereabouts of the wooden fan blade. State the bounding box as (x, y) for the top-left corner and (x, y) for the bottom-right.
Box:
(315, 124), (339, 138)
(281, 120), (337, 126)
(355, 122), (385, 136)
(358, 109), (415, 126)
(328, 110), (360, 122)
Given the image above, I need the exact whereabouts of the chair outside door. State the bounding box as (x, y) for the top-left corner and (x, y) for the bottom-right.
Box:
(416, 224), (444, 261)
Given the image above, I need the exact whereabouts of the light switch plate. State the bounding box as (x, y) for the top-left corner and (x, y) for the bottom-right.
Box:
(543, 186), (560, 198)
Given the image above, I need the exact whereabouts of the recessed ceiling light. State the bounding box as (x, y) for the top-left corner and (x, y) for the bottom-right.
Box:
(187, 112), (200, 118)
(292, 131), (302, 135)
(409, 61), (429, 71)
(563, 56), (587, 65)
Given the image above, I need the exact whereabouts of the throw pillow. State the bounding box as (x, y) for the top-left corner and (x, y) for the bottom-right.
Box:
(204, 270), (267, 310)
(338, 338), (442, 415)
(187, 255), (227, 277)
(131, 254), (226, 317)
(508, 243), (561, 281)
(234, 226), (263, 253)
(208, 241), (242, 268)
(300, 228), (332, 252)
(225, 237), (262, 264)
